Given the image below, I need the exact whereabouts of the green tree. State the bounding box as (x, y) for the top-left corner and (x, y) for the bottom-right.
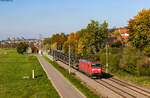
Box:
(77, 38), (89, 58)
(47, 33), (67, 50)
(128, 9), (150, 50)
(59, 33), (68, 50)
(83, 20), (108, 56)
(16, 42), (28, 54)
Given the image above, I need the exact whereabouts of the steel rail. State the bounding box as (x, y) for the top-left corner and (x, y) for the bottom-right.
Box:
(110, 77), (150, 97)
(96, 79), (136, 98)
(94, 79), (127, 98)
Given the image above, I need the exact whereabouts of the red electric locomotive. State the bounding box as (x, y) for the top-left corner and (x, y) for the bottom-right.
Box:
(78, 59), (102, 78)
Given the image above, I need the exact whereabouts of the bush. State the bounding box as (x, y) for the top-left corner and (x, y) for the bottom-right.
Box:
(108, 54), (121, 72)
(143, 45), (150, 57)
(99, 48), (121, 72)
(111, 40), (122, 48)
(16, 42), (28, 54)
(109, 47), (122, 54)
(136, 56), (150, 76)
(119, 47), (141, 75)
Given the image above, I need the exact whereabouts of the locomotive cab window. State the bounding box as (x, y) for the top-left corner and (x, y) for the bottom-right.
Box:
(91, 64), (101, 67)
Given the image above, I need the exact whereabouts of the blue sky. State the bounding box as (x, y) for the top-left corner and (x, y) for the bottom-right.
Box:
(0, 0), (150, 40)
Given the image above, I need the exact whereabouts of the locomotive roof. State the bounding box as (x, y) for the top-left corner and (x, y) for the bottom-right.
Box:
(79, 59), (98, 63)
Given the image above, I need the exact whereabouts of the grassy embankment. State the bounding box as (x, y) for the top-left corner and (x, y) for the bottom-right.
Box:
(99, 47), (150, 89)
(44, 56), (100, 98)
(0, 49), (60, 98)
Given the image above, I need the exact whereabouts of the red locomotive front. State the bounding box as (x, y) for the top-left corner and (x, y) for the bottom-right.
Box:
(78, 59), (102, 77)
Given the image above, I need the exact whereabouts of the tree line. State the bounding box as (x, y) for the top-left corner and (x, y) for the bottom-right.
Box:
(43, 9), (150, 76)
(44, 20), (108, 59)
(44, 9), (150, 58)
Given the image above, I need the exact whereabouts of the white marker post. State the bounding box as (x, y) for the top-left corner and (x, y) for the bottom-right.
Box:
(32, 70), (34, 79)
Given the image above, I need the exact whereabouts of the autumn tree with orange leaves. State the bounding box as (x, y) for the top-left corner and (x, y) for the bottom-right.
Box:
(128, 9), (150, 56)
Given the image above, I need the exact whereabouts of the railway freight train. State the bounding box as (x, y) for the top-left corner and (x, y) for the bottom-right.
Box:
(49, 50), (102, 78)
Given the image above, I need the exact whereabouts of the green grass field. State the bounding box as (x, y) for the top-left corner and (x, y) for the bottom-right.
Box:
(0, 49), (60, 98)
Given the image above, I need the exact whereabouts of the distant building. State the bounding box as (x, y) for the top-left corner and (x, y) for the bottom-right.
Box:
(108, 28), (117, 44)
(117, 28), (129, 41)
(108, 27), (129, 44)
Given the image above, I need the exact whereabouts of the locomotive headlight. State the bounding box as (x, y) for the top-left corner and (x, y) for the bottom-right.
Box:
(92, 69), (101, 71)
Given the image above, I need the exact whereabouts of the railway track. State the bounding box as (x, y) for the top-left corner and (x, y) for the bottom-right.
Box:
(108, 77), (150, 97)
(74, 69), (137, 98)
(72, 69), (150, 97)
(94, 77), (150, 98)
(95, 79), (136, 98)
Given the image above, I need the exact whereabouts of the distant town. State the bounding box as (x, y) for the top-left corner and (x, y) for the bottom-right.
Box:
(0, 27), (128, 49)
(0, 36), (42, 48)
